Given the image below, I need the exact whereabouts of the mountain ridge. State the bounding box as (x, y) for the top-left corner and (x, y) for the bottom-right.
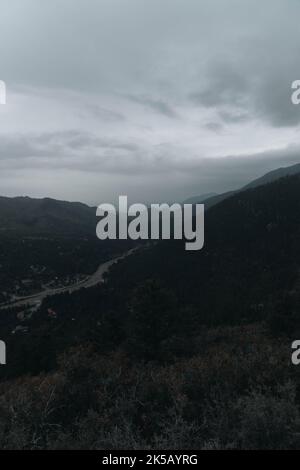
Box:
(188, 161), (300, 208)
(0, 161), (299, 234)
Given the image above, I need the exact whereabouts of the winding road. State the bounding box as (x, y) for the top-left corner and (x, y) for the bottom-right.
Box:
(0, 247), (138, 311)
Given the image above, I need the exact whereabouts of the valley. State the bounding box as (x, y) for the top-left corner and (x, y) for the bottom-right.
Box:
(0, 164), (300, 450)
(0, 246), (138, 311)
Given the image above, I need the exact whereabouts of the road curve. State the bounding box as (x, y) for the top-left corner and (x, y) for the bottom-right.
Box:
(0, 247), (138, 311)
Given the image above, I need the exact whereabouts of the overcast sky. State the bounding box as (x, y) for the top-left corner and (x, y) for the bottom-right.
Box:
(0, 0), (300, 205)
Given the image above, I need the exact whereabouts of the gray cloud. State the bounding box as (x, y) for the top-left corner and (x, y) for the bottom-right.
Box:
(83, 105), (126, 123)
(0, 0), (300, 202)
(0, 131), (141, 169)
(127, 95), (178, 119)
(0, 129), (299, 185)
(204, 122), (223, 133)
(190, 63), (250, 109)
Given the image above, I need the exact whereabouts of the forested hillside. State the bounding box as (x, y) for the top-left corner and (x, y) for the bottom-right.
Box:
(0, 175), (300, 449)
(0, 196), (96, 235)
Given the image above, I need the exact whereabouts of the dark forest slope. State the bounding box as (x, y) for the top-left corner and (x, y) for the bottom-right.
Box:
(107, 174), (300, 327)
(0, 196), (96, 235)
